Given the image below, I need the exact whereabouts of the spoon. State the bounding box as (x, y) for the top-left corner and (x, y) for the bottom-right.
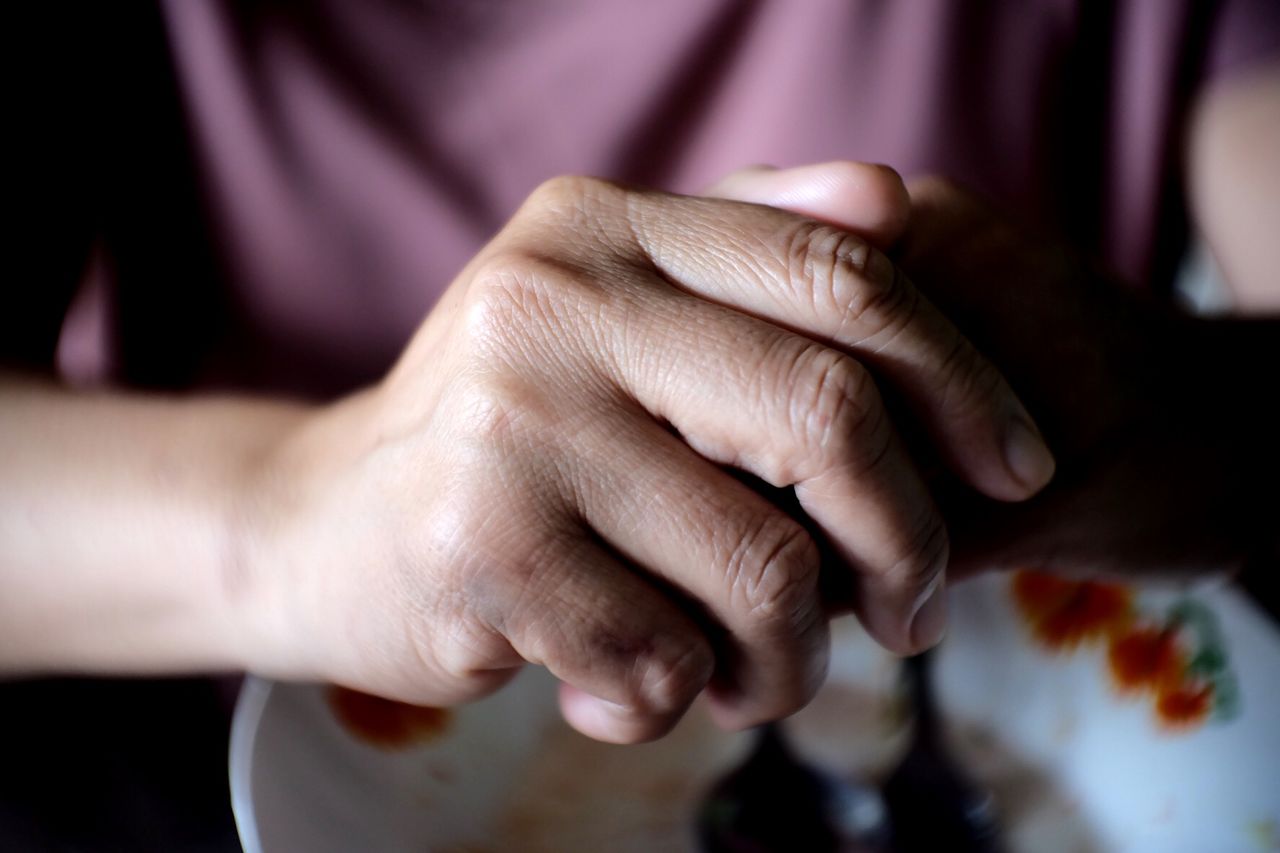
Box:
(696, 721), (890, 852)
(697, 650), (1001, 853)
(881, 651), (1002, 852)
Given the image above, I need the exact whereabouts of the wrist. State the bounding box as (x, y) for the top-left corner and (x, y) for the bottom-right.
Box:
(228, 387), (384, 681)
(218, 397), (319, 677)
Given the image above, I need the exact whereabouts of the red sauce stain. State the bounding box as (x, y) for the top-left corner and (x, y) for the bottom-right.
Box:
(1107, 626), (1184, 695)
(1154, 681), (1215, 729)
(326, 685), (451, 749)
(1011, 571), (1133, 650)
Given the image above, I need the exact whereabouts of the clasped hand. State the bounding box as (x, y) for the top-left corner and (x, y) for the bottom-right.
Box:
(240, 163), (1055, 743)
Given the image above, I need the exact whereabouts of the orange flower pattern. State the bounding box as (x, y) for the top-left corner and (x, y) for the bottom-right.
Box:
(1011, 572), (1133, 649)
(1010, 571), (1239, 731)
(1155, 681), (1216, 729)
(1106, 625), (1184, 696)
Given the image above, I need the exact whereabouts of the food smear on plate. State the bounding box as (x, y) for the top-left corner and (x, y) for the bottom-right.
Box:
(326, 685), (451, 749)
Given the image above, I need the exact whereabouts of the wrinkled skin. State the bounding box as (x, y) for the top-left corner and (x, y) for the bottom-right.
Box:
(242, 165), (1056, 744)
(718, 168), (1266, 582)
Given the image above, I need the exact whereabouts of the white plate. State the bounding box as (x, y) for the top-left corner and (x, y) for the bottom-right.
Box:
(231, 574), (1280, 852)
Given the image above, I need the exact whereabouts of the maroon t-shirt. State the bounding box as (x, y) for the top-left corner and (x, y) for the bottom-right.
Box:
(46, 0), (1280, 396)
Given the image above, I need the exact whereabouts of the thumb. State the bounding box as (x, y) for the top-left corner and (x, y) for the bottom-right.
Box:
(704, 161), (911, 249)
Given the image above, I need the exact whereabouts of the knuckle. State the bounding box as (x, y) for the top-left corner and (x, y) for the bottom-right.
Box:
(836, 255), (911, 341)
(463, 375), (524, 437)
(464, 249), (542, 344)
(470, 249), (581, 321)
(521, 174), (617, 229)
(453, 373), (544, 454)
(525, 173), (593, 210)
(794, 348), (878, 455)
(391, 561), (522, 702)
(636, 640), (715, 715)
(470, 245), (544, 289)
(429, 507), (570, 635)
(726, 518), (821, 629)
(778, 345), (892, 481)
(464, 250), (605, 367)
(782, 221), (904, 339)
(756, 342), (886, 485)
(428, 623), (520, 700)
(488, 531), (576, 619)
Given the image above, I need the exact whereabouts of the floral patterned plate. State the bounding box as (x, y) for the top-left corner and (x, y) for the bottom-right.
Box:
(231, 573), (1280, 852)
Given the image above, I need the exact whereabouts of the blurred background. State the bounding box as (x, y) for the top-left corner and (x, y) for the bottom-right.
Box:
(5, 1), (1275, 849)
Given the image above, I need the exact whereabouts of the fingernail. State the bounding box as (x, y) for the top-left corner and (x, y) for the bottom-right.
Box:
(1004, 414), (1056, 494)
(581, 694), (631, 723)
(566, 692), (641, 737)
(909, 575), (947, 650)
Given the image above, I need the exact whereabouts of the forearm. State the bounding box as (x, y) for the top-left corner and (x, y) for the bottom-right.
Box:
(1188, 60), (1280, 313)
(0, 373), (309, 675)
